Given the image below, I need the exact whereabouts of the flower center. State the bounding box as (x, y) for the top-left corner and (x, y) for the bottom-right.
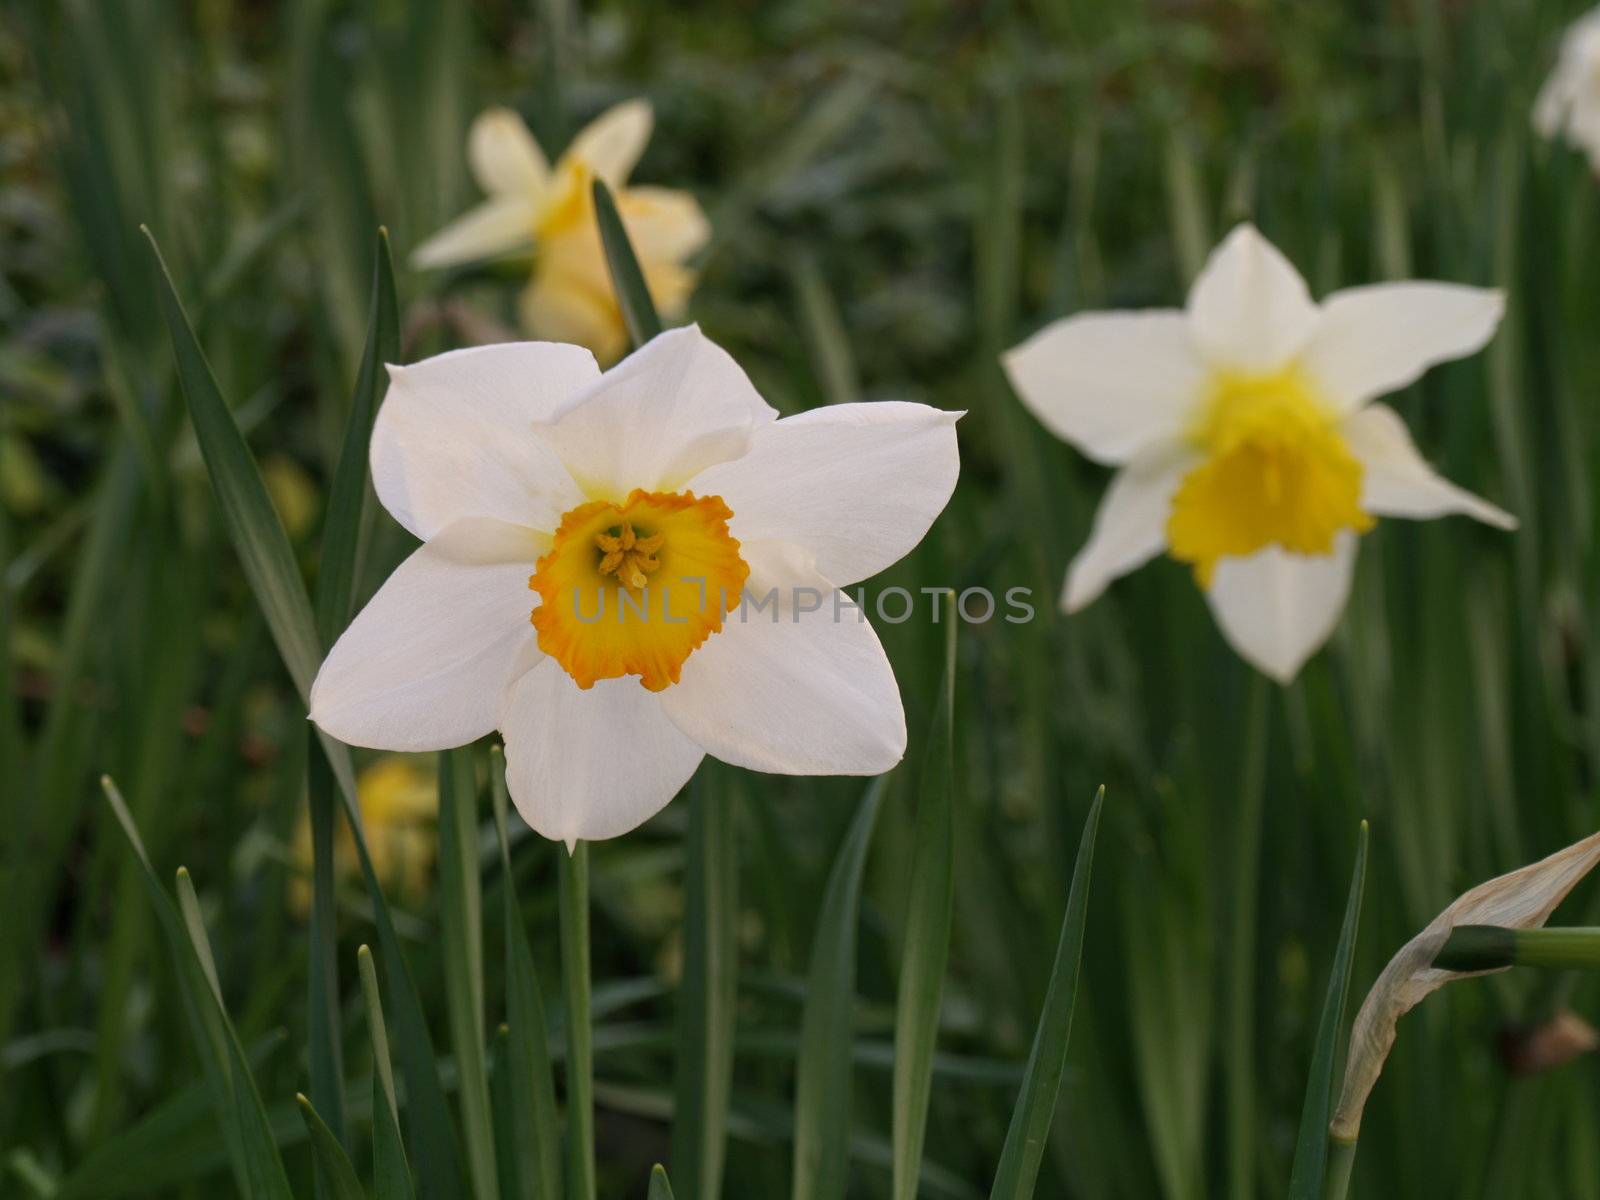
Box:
(530, 489), (749, 692)
(534, 159), (595, 242)
(1166, 368), (1374, 587)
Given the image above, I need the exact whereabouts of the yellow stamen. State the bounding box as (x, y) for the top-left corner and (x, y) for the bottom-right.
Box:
(1167, 368), (1374, 587)
(530, 490), (749, 691)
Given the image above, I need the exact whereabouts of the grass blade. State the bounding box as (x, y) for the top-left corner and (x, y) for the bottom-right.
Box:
(314, 228), (399, 645)
(102, 777), (294, 1200)
(298, 1095), (368, 1200)
(892, 596), (958, 1200)
(560, 842), (597, 1200)
(1286, 822), (1369, 1200)
(305, 735), (346, 1180)
(670, 773), (739, 1200)
(439, 749), (498, 1200)
(988, 787), (1107, 1200)
(791, 778), (886, 1200)
(592, 177), (662, 348)
(492, 756), (564, 1200)
(143, 226), (320, 698)
(360, 946), (416, 1200)
(649, 1165), (676, 1200)
(147, 224), (465, 1197)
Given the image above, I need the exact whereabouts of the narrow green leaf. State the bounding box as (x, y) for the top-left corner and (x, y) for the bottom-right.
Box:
(358, 945), (398, 1127)
(360, 945), (416, 1200)
(439, 750), (498, 1200)
(592, 177), (662, 348)
(102, 778), (294, 1200)
(1287, 822), (1369, 1200)
(791, 778), (886, 1200)
(671, 772), (739, 1200)
(146, 225), (464, 1198)
(560, 842), (597, 1200)
(298, 1095), (368, 1200)
(315, 228), (399, 646)
(648, 1165), (676, 1200)
(988, 787), (1107, 1200)
(306, 733), (346, 1184)
(892, 597), (957, 1200)
(143, 226), (321, 698)
(492, 755), (564, 1199)
(491, 1026), (522, 1199)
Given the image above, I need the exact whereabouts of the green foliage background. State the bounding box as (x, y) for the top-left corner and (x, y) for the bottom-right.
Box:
(4, 0), (1600, 1195)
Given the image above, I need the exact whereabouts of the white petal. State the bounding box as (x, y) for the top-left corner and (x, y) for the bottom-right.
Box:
(1061, 448), (1196, 613)
(1300, 283), (1504, 414)
(468, 107), (550, 198)
(564, 99), (654, 186)
(411, 197), (536, 270)
(536, 325), (778, 498)
(685, 402), (961, 588)
(500, 663), (704, 844)
(1343, 404), (1517, 529)
(1205, 532), (1359, 684)
(310, 519), (544, 752)
(372, 342), (599, 540)
(1002, 311), (1205, 465)
(1186, 224), (1318, 373)
(660, 584), (905, 775)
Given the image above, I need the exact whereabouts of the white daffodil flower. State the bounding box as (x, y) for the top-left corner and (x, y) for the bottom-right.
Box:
(309, 326), (961, 847)
(1535, 7), (1600, 173)
(412, 100), (709, 363)
(1003, 224), (1515, 683)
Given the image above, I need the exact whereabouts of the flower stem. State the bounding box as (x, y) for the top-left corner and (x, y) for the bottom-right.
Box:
(559, 841), (596, 1200)
(1435, 925), (1600, 972)
(1324, 1137), (1357, 1200)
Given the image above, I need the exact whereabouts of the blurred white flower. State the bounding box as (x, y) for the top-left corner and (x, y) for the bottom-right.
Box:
(309, 327), (960, 847)
(1535, 8), (1600, 173)
(1004, 224), (1515, 683)
(413, 101), (709, 363)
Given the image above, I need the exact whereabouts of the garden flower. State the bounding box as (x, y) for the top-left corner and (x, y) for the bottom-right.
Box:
(290, 755), (437, 914)
(308, 327), (960, 846)
(1003, 224), (1515, 682)
(412, 100), (709, 363)
(1534, 7), (1600, 173)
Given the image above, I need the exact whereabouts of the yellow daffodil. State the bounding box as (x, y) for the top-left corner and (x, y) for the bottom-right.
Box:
(1004, 224), (1516, 682)
(412, 101), (709, 363)
(309, 327), (961, 847)
(290, 755), (437, 914)
(1535, 7), (1600, 173)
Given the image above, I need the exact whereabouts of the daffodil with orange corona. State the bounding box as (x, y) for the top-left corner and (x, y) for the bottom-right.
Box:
(1004, 224), (1515, 682)
(309, 327), (960, 846)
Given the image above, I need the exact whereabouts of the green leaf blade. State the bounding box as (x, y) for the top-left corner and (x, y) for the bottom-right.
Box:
(892, 600), (958, 1200)
(592, 177), (663, 349)
(791, 778), (886, 1200)
(988, 787), (1107, 1200)
(1286, 822), (1369, 1200)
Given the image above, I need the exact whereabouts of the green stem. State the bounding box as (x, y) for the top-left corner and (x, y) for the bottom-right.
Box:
(1324, 1137), (1357, 1200)
(559, 842), (596, 1200)
(1226, 676), (1270, 1200)
(1435, 925), (1600, 972)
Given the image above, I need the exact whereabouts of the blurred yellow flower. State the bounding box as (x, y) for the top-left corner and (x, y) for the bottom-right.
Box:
(412, 101), (709, 363)
(291, 755), (437, 915)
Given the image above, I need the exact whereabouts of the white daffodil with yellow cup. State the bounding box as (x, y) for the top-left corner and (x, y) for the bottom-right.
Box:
(1004, 224), (1515, 683)
(413, 100), (708, 363)
(1535, 7), (1600, 173)
(309, 326), (960, 847)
